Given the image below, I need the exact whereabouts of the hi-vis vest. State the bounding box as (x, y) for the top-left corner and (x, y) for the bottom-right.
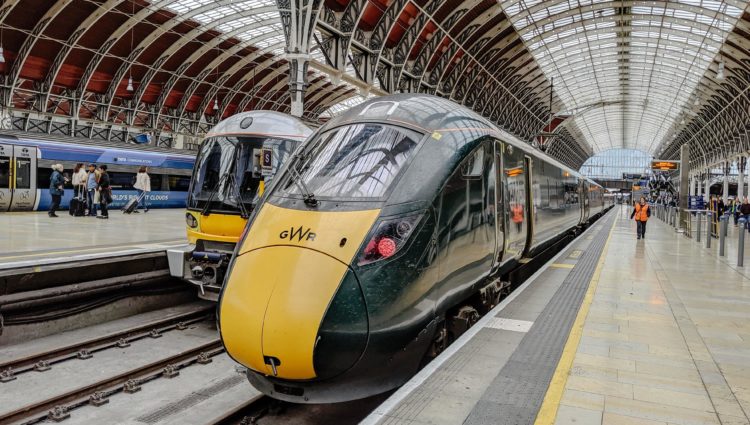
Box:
(634, 203), (649, 221)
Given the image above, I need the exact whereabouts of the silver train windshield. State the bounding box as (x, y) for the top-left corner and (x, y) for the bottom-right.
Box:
(189, 136), (299, 212)
(281, 123), (422, 200)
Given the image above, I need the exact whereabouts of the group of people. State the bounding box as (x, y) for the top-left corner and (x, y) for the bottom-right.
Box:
(723, 196), (750, 228)
(48, 163), (151, 218)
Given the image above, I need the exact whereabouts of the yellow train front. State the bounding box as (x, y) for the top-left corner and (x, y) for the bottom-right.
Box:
(219, 95), (611, 403)
(167, 111), (311, 301)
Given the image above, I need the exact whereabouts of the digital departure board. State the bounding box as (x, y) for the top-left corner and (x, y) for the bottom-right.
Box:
(651, 160), (679, 171)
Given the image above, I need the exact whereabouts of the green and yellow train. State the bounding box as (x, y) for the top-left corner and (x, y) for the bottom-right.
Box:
(218, 94), (613, 402)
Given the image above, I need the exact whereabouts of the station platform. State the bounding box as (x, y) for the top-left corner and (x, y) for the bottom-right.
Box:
(0, 209), (188, 269)
(364, 205), (750, 425)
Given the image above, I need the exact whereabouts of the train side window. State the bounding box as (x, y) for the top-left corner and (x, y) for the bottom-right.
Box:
(108, 172), (137, 190)
(0, 156), (9, 188)
(461, 147), (484, 179)
(149, 174), (163, 191)
(169, 175), (190, 192)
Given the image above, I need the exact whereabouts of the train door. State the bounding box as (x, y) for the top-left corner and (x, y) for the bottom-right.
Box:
(9, 145), (37, 211)
(524, 156), (534, 255)
(491, 141), (505, 267)
(502, 143), (527, 258)
(0, 144), (11, 211)
(580, 180), (590, 222)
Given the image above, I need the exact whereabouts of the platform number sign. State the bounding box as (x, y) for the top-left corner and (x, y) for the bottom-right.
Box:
(261, 148), (273, 176)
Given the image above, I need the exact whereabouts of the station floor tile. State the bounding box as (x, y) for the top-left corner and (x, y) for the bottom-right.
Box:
(552, 207), (750, 425)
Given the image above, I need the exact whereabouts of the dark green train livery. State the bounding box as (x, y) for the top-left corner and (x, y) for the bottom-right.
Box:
(218, 94), (613, 403)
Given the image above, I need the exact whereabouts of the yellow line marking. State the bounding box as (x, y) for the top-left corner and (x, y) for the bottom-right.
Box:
(534, 215), (617, 425)
(0, 239), (185, 261)
(549, 263), (575, 269)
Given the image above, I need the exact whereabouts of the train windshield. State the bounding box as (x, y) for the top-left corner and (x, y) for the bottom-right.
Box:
(280, 123), (422, 200)
(188, 136), (299, 213)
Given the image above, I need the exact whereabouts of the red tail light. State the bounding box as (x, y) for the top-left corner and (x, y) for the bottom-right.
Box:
(358, 214), (422, 266)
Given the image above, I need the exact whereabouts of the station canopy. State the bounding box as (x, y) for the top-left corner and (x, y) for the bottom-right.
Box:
(1, 0), (750, 170)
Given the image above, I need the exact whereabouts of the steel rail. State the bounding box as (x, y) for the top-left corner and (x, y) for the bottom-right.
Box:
(1, 339), (223, 424)
(0, 305), (214, 380)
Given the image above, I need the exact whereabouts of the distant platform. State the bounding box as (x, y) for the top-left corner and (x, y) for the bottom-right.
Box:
(0, 209), (188, 269)
(364, 206), (750, 425)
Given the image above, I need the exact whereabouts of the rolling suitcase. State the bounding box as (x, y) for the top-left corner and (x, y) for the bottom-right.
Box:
(122, 192), (144, 214)
(69, 191), (86, 216)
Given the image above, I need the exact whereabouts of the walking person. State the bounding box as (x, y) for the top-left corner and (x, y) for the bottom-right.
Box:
(630, 196), (650, 240)
(133, 166), (151, 213)
(86, 163), (98, 217)
(48, 164), (65, 218)
(97, 165), (112, 219)
(740, 198), (750, 232)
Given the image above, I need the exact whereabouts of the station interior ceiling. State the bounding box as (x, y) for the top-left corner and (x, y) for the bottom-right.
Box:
(1, 0), (750, 171)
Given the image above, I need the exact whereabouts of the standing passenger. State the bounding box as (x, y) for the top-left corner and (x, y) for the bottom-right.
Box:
(97, 165), (111, 220)
(740, 198), (750, 232)
(133, 166), (151, 213)
(48, 164), (65, 218)
(630, 196), (650, 240)
(71, 163), (87, 199)
(87, 163), (98, 217)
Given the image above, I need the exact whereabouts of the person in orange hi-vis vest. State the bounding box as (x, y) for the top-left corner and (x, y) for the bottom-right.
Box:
(630, 196), (651, 240)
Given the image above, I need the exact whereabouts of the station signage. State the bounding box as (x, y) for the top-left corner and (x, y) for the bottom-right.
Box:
(651, 160), (679, 171)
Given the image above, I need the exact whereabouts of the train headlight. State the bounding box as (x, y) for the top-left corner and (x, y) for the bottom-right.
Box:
(358, 214), (422, 266)
(185, 213), (199, 229)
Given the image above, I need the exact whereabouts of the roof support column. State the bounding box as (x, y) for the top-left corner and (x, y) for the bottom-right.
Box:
(277, 0), (322, 117)
(723, 162), (730, 204)
(680, 144), (690, 210)
(704, 169), (710, 203)
(737, 156), (744, 202)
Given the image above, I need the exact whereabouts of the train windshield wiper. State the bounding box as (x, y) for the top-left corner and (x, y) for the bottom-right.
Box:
(200, 173), (229, 216)
(288, 154), (318, 207)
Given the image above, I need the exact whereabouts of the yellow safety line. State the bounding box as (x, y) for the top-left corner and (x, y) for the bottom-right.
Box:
(0, 239), (185, 261)
(534, 214), (617, 425)
(549, 263), (575, 269)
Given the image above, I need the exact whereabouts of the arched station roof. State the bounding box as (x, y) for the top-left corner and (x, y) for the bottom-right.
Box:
(0, 0), (749, 170)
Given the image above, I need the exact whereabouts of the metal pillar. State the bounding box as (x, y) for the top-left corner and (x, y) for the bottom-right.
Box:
(706, 211), (712, 248)
(719, 216), (727, 256)
(739, 157), (745, 202)
(276, 0), (323, 117)
(704, 169), (710, 202)
(723, 162), (730, 203)
(738, 218), (745, 267)
(690, 177), (697, 197)
(697, 212), (702, 243)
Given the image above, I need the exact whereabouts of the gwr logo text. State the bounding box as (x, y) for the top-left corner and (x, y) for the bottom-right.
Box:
(279, 226), (317, 241)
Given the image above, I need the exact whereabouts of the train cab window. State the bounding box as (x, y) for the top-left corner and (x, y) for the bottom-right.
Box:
(281, 123), (422, 199)
(15, 158), (31, 189)
(461, 148), (484, 179)
(0, 156), (9, 188)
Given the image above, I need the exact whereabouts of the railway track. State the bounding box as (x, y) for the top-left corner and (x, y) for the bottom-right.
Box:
(0, 305), (214, 382)
(1, 338), (224, 425)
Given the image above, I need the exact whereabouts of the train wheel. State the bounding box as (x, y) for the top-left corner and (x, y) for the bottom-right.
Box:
(426, 323), (448, 358)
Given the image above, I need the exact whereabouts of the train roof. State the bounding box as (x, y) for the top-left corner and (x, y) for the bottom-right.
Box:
(323, 94), (602, 189)
(205, 110), (312, 141)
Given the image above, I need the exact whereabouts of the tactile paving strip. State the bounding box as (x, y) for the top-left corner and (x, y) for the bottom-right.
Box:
(464, 212), (616, 425)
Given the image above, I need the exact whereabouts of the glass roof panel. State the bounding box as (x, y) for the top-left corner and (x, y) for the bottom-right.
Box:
(501, 0), (744, 153)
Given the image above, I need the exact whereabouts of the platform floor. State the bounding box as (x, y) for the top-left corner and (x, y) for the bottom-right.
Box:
(0, 209), (187, 268)
(364, 206), (750, 425)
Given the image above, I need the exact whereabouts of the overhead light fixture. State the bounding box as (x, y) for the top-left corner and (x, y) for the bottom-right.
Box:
(441, 45), (448, 53)
(213, 98), (219, 111)
(680, 118), (686, 125)
(425, 32), (433, 41)
(717, 60), (725, 80)
(408, 17), (415, 25)
(126, 76), (134, 92)
(693, 98), (700, 107)
(0, 46), (5, 64)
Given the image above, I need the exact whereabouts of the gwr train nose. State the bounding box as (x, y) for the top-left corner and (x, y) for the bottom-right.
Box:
(219, 246), (366, 380)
